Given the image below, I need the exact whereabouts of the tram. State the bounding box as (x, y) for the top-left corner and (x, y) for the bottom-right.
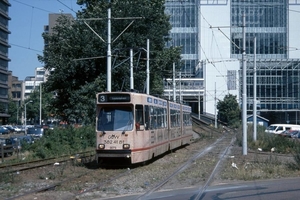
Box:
(95, 92), (193, 164)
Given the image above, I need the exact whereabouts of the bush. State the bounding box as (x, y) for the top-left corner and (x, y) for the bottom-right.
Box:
(26, 125), (95, 159)
(290, 145), (300, 170)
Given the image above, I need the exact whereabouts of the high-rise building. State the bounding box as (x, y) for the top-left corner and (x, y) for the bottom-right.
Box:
(23, 67), (46, 99)
(0, 0), (10, 124)
(165, 0), (300, 124)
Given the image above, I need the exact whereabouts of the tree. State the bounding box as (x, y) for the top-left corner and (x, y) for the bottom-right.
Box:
(22, 84), (56, 125)
(7, 98), (19, 125)
(217, 94), (241, 126)
(38, 0), (181, 124)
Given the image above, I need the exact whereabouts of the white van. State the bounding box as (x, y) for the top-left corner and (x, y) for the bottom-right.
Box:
(265, 124), (300, 134)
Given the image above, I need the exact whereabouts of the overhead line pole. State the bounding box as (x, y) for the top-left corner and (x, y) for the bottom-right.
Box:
(130, 48), (133, 90)
(107, 0), (112, 92)
(215, 82), (217, 128)
(146, 39), (150, 94)
(253, 37), (257, 141)
(210, 19), (248, 154)
(79, 2), (144, 93)
(40, 83), (42, 126)
(173, 63), (176, 102)
(242, 14), (247, 155)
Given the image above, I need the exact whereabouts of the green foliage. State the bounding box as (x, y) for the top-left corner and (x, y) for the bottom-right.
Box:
(7, 98), (19, 124)
(290, 146), (300, 170)
(24, 84), (55, 124)
(38, 0), (180, 123)
(24, 125), (95, 159)
(236, 125), (300, 171)
(217, 94), (241, 127)
(236, 125), (298, 154)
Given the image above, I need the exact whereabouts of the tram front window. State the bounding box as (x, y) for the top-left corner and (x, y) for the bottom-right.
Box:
(97, 106), (133, 131)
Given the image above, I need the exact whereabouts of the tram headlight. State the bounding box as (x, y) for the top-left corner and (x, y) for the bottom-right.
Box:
(123, 144), (130, 149)
(98, 144), (105, 149)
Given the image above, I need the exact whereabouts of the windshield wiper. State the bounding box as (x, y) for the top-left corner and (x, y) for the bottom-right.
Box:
(122, 119), (132, 135)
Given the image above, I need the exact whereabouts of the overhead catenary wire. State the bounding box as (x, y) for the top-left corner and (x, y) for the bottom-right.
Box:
(10, 0), (78, 53)
(57, 0), (77, 14)
(175, 0), (235, 104)
(11, 0), (54, 13)
(9, 43), (42, 53)
(28, 6), (34, 49)
(179, 1), (235, 82)
(200, 13), (240, 90)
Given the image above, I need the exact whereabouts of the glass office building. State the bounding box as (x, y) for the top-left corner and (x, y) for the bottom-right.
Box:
(165, 0), (300, 123)
(164, 0), (204, 108)
(165, 0), (199, 77)
(231, 0), (288, 59)
(232, 0), (300, 123)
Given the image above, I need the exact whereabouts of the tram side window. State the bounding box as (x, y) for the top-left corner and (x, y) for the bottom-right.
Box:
(162, 108), (167, 128)
(135, 104), (144, 130)
(159, 108), (167, 128)
(171, 109), (180, 127)
(150, 106), (158, 130)
(144, 106), (167, 129)
(157, 107), (162, 129)
(145, 105), (150, 130)
(170, 109), (176, 127)
(177, 110), (181, 127)
(183, 112), (191, 126)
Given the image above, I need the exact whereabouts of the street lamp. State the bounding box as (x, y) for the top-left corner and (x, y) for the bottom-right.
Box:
(40, 83), (42, 126)
(16, 100), (20, 125)
(24, 100), (33, 135)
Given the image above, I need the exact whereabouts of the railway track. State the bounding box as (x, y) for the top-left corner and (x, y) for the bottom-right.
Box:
(0, 150), (95, 174)
(135, 130), (235, 200)
(7, 120), (278, 200)
(2, 121), (234, 199)
(2, 119), (294, 200)
(191, 114), (222, 137)
(64, 129), (235, 200)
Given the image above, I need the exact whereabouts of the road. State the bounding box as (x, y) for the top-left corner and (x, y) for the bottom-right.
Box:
(103, 177), (300, 200)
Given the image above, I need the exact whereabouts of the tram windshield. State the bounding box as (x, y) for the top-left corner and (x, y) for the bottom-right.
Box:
(97, 106), (133, 131)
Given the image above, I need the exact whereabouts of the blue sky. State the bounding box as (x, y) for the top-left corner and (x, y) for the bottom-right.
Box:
(9, 0), (82, 80)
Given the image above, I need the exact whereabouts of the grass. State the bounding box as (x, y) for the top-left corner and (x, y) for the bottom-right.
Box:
(222, 124), (300, 181)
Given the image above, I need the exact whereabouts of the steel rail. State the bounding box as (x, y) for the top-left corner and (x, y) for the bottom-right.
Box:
(135, 131), (234, 200)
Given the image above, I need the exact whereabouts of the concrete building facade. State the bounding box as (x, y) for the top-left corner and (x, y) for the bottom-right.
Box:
(23, 67), (46, 99)
(0, 0), (10, 124)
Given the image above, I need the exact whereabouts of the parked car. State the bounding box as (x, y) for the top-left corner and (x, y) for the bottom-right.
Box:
(48, 124), (55, 130)
(0, 137), (14, 156)
(291, 131), (300, 139)
(27, 127), (44, 139)
(13, 126), (22, 133)
(0, 137), (13, 145)
(280, 130), (299, 137)
(265, 124), (300, 134)
(0, 126), (9, 135)
(4, 125), (15, 134)
(19, 125), (26, 133)
(11, 135), (34, 150)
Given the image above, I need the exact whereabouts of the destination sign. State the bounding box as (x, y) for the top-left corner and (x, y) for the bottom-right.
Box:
(98, 94), (131, 102)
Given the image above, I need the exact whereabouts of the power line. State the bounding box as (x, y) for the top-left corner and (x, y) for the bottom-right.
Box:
(9, 43), (42, 53)
(57, 0), (77, 14)
(10, 0), (78, 53)
(11, 0), (54, 13)
(29, 6), (34, 49)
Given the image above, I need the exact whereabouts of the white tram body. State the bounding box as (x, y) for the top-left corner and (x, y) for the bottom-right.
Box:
(96, 92), (193, 164)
